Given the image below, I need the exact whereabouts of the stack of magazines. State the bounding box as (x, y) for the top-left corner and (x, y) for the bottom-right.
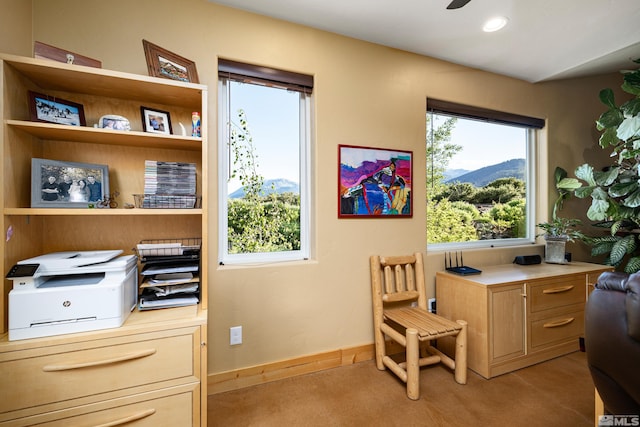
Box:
(144, 160), (197, 195)
(136, 239), (201, 310)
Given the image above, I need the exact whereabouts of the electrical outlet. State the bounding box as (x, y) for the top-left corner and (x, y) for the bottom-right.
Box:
(230, 326), (242, 345)
(428, 298), (436, 313)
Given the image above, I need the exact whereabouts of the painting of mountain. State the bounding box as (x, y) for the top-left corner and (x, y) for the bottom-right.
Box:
(445, 159), (525, 187)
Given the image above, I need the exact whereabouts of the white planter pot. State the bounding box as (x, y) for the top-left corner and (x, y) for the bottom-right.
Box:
(545, 236), (568, 264)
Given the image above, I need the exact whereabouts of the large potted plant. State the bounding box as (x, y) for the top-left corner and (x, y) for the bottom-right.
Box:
(555, 59), (640, 272)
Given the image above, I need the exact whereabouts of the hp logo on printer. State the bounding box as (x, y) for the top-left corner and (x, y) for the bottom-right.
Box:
(63, 300), (71, 307)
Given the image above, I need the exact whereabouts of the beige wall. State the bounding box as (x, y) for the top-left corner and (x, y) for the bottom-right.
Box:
(8, 0), (623, 375)
(0, 0), (32, 56)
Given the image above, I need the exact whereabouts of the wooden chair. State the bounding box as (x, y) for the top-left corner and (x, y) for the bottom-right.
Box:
(369, 252), (467, 400)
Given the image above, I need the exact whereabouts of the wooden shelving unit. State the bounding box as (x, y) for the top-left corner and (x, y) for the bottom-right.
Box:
(0, 53), (208, 426)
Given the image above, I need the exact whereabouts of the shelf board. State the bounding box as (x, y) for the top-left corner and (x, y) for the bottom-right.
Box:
(4, 208), (203, 216)
(2, 53), (205, 108)
(7, 120), (202, 151)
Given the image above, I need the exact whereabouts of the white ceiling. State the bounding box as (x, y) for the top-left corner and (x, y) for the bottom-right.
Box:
(209, 0), (640, 83)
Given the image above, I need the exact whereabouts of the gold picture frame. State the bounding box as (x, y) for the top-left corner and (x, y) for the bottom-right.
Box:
(142, 39), (199, 83)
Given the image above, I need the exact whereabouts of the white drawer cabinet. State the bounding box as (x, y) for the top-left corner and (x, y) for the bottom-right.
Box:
(436, 262), (611, 378)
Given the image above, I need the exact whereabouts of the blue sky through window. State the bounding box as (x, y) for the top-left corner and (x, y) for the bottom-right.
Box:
(431, 114), (526, 171)
(228, 82), (300, 193)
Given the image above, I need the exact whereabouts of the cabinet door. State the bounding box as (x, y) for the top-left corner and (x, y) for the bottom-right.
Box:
(490, 284), (525, 361)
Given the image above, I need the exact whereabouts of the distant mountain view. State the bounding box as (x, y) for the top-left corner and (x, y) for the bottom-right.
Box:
(445, 159), (525, 187)
(443, 168), (470, 181)
(229, 178), (299, 199)
(229, 159), (524, 199)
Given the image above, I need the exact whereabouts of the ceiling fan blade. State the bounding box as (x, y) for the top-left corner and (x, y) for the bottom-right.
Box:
(447, 0), (472, 9)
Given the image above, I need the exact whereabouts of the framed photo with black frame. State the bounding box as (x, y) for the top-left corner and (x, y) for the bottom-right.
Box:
(31, 158), (109, 208)
(140, 106), (172, 135)
(28, 91), (86, 126)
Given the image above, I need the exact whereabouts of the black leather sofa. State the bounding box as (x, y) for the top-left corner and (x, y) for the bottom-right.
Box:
(585, 271), (640, 415)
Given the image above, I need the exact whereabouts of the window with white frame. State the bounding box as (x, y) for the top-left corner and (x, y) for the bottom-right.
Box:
(218, 59), (312, 264)
(426, 99), (544, 249)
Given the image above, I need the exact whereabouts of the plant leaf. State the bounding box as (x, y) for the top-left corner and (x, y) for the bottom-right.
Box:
(597, 108), (624, 129)
(622, 80), (640, 96)
(590, 241), (616, 256)
(610, 220), (622, 235)
(593, 167), (619, 186)
(609, 181), (638, 197)
(599, 127), (619, 148)
(591, 187), (609, 200)
(575, 164), (596, 186)
(609, 235), (635, 263)
(556, 177), (582, 190)
(616, 116), (640, 141)
(621, 98), (640, 117)
(624, 256), (640, 273)
(554, 167), (567, 184)
(574, 186), (594, 198)
(624, 188), (640, 207)
(599, 88), (616, 109)
(622, 70), (640, 96)
(587, 199), (610, 221)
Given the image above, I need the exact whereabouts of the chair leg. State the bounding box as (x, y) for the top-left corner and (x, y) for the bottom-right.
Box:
(454, 320), (468, 385)
(406, 328), (420, 400)
(374, 327), (386, 371)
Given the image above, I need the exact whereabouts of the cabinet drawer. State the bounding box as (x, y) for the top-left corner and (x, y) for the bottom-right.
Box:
(529, 276), (585, 312)
(4, 383), (199, 427)
(530, 309), (584, 349)
(0, 328), (198, 416)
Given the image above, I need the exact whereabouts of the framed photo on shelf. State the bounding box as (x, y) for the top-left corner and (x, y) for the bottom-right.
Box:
(97, 114), (131, 131)
(34, 41), (102, 68)
(338, 144), (413, 218)
(31, 158), (109, 208)
(28, 91), (86, 126)
(140, 106), (172, 135)
(142, 39), (199, 83)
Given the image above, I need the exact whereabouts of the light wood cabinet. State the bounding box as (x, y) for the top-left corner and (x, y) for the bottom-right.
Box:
(0, 54), (208, 425)
(436, 262), (610, 378)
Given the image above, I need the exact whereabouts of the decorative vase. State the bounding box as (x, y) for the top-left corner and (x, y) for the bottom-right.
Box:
(545, 235), (568, 264)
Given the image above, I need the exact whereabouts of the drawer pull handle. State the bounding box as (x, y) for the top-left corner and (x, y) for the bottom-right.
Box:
(542, 285), (574, 294)
(543, 318), (575, 328)
(94, 408), (156, 427)
(42, 348), (157, 372)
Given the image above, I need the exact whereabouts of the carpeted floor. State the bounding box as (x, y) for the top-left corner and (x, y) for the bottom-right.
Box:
(208, 351), (595, 427)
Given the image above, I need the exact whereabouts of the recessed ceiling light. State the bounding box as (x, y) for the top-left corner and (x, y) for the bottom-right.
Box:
(483, 16), (509, 32)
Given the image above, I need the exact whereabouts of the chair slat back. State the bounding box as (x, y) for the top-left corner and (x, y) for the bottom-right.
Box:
(371, 253), (427, 310)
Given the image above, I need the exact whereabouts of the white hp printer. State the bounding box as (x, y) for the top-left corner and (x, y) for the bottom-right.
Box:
(7, 250), (137, 341)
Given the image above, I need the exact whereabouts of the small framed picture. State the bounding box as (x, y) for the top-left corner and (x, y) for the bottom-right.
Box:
(28, 91), (86, 126)
(141, 106), (172, 135)
(98, 114), (131, 131)
(142, 39), (199, 83)
(31, 158), (109, 208)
